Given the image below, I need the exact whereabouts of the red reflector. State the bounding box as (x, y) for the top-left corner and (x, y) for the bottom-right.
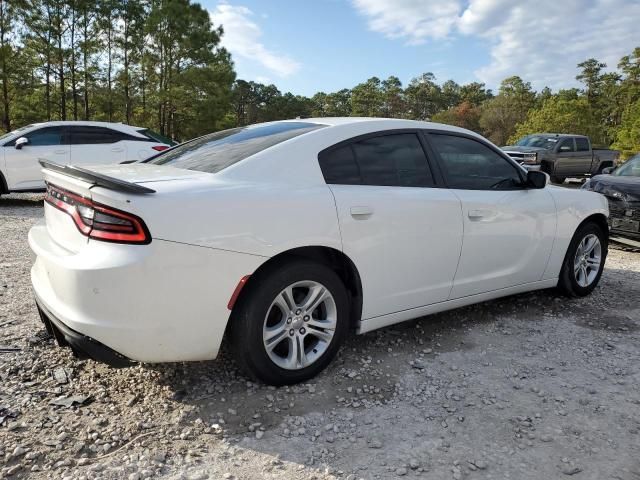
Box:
(44, 183), (151, 245)
(152, 145), (169, 152)
(228, 275), (251, 310)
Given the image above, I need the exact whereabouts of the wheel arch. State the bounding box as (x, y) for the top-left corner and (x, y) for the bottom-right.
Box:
(577, 213), (609, 241)
(229, 245), (363, 329)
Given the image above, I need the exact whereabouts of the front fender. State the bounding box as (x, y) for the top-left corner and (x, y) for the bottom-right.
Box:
(542, 187), (608, 280)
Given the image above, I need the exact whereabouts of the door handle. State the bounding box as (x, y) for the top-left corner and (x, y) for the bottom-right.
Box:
(350, 206), (373, 218)
(468, 209), (491, 219)
(111, 147), (124, 152)
(54, 150), (66, 155)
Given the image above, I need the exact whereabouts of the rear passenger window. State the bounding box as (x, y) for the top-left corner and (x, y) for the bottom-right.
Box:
(68, 127), (124, 144)
(319, 133), (433, 187)
(557, 138), (575, 152)
(575, 138), (590, 151)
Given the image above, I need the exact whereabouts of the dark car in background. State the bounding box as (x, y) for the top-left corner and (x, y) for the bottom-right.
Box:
(582, 154), (640, 240)
(502, 134), (619, 184)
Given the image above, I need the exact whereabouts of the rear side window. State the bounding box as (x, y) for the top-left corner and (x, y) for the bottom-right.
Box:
(68, 126), (125, 144)
(319, 133), (433, 187)
(575, 137), (590, 151)
(147, 122), (325, 174)
(557, 138), (576, 152)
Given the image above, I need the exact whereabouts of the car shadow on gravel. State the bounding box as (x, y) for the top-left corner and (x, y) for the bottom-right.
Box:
(145, 273), (635, 440)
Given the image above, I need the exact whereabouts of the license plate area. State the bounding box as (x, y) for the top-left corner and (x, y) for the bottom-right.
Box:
(612, 217), (640, 232)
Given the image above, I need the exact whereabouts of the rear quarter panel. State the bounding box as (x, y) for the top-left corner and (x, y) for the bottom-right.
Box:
(542, 187), (608, 280)
(89, 179), (343, 259)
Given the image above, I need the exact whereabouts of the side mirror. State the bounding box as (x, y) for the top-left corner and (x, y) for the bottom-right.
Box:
(15, 137), (28, 150)
(601, 167), (614, 174)
(527, 170), (548, 189)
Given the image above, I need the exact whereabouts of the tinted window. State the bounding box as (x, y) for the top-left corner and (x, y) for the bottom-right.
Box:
(319, 144), (361, 185)
(68, 126), (124, 144)
(148, 122), (325, 174)
(557, 138), (575, 152)
(575, 137), (590, 152)
(25, 127), (64, 146)
(319, 133), (433, 187)
(138, 128), (176, 146)
(429, 134), (523, 190)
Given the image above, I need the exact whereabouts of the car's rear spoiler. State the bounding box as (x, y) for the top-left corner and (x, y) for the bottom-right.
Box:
(39, 160), (156, 194)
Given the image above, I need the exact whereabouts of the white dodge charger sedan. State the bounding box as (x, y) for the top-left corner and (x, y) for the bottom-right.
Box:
(29, 118), (609, 385)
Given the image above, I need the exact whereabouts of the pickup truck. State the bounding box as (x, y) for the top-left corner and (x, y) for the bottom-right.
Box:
(502, 134), (619, 184)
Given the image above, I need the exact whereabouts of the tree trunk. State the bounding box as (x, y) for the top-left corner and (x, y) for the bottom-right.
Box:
(0, 2), (10, 132)
(70, 2), (78, 120)
(107, 21), (113, 122)
(58, 15), (66, 121)
(123, 17), (131, 124)
(83, 8), (89, 120)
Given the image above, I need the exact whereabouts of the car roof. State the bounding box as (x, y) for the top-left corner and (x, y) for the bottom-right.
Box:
(525, 133), (588, 138)
(23, 121), (145, 135)
(274, 117), (481, 139)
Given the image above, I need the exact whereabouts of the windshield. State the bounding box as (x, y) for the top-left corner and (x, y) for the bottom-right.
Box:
(515, 135), (559, 150)
(147, 122), (325, 174)
(0, 124), (33, 144)
(613, 156), (640, 177)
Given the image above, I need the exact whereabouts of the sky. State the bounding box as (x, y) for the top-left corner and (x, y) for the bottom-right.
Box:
(204, 0), (640, 97)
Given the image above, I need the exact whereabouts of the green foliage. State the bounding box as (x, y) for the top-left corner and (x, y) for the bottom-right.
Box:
(2, 0), (235, 141)
(612, 99), (640, 159)
(0, 3), (639, 156)
(509, 97), (596, 144)
(431, 101), (481, 133)
(478, 76), (536, 145)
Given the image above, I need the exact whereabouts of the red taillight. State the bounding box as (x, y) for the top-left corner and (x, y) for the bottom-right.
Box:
(45, 184), (151, 245)
(152, 145), (169, 152)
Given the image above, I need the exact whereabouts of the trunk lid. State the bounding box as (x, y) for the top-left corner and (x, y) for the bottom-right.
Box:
(41, 162), (218, 253)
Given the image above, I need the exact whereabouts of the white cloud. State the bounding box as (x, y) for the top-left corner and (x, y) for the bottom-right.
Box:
(352, 0), (461, 44)
(351, 0), (640, 90)
(210, 3), (301, 78)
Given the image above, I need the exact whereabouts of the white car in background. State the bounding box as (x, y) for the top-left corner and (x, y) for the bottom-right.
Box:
(0, 121), (173, 195)
(29, 118), (609, 385)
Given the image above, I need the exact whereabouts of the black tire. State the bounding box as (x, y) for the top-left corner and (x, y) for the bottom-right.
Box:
(558, 222), (607, 297)
(551, 176), (566, 184)
(230, 259), (350, 385)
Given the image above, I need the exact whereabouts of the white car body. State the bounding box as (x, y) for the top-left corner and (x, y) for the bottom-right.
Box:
(0, 121), (171, 193)
(29, 118), (608, 368)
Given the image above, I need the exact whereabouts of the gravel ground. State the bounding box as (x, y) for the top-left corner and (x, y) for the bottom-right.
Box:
(1, 192), (639, 480)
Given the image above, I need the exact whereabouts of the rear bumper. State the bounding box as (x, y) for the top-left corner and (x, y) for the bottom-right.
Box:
(35, 295), (133, 367)
(29, 222), (265, 363)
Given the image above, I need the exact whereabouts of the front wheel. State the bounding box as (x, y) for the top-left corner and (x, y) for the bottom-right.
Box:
(550, 176), (566, 184)
(230, 260), (349, 385)
(558, 222), (607, 297)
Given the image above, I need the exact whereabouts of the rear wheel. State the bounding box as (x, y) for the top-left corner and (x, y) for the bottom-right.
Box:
(558, 222), (607, 297)
(230, 260), (349, 385)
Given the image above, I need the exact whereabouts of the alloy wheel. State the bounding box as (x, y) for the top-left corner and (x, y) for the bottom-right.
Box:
(573, 233), (602, 288)
(262, 280), (337, 370)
